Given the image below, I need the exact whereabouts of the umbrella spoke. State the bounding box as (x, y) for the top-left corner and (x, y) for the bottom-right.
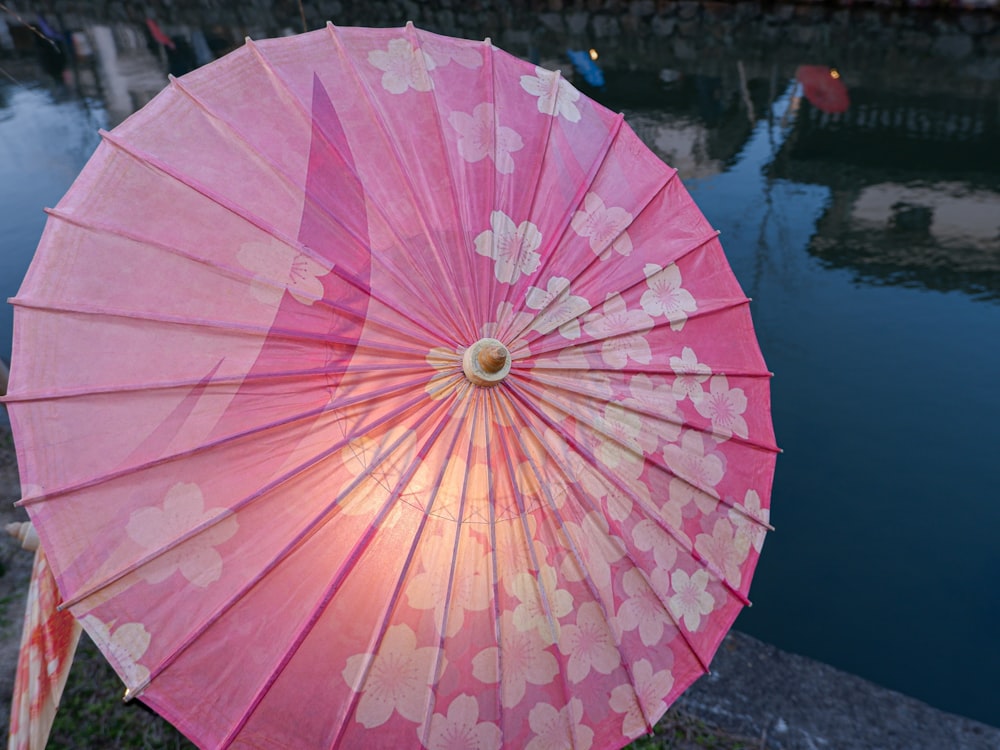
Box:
(325, 23), (477, 341)
(481, 391), (506, 745)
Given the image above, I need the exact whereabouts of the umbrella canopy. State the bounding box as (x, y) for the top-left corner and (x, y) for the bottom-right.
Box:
(7, 23), (777, 750)
(795, 65), (849, 114)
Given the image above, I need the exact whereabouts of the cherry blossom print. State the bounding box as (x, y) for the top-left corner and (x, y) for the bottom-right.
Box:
(479, 300), (532, 358)
(472, 612), (558, 708)
(693, 374), (749, 440)
(695, 518), (748, 589)
(570, 193), (634, 259)
(236, 240), (331, 307)
(557, 601), (621, 682)
(474, 211), (542, 284)
(624, 373), (683, 446)
(582, 402), (650, 480)
(616, 566), (672, 647)
(729, 489), (769, 555)
(608, 658), (675, 737)
(506, 564), (573, 644)
(449, 103), (524, 175)
(524, 276), (590, 339)
(406, 534), (489, 636)
(421, 37), (483, 69)
(368, 38), (435, 94)
(422, 694), (500, 750)
(640, 263), (697, 331)
(342, 624), (443, 728)
(662, 430), (725, 515)
(582, 294), (653, 369)
(337, 427), (418, 520)
(667, 569), (715, 632)
(559, 511), (626, 595)
(125, 482), (237, 588)
(631, 519), (679, 572)
(670, 346), (712, 401)
(80, 616), (151, 687)
(525, 698), (593, 750)
(519, 67), (582, 123)
(567, 451), (651, 523)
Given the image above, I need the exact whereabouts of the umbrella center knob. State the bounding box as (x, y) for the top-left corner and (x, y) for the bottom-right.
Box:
(463, 338), (511, 387)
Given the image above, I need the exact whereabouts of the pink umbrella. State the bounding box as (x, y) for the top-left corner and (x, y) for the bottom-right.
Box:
(795, 65), (849, 114)
(6, 23), (777, 749)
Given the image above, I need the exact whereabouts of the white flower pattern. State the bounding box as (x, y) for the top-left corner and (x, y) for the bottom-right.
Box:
(608, 659), (675, 737)
(474, 211), (542, 284)
(524, 276), (590, 339)
(520, 67), (582, 122)
(640, 263), (696, 331)
(571, 193), (634, 259)
(525, 698), (593, 750)
(236, 240), (331, 307)
(368, 38), (435, 93)
(80, 616), (151, 688)
(423, 694), (500, 750)
(449, 102), (524, 174)
(582, 294), (653, 369)
(693, 374), (749, 439)
(668, 569), (715, 631)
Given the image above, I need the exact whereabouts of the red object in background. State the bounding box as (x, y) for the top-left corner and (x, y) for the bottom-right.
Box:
(796, 65), (850, 113)
(145, 19), (175, 49)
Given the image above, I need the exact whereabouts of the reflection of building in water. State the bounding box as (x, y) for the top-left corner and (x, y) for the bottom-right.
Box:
(772, 86), (1000, 298)
(628, 115), (724, 179)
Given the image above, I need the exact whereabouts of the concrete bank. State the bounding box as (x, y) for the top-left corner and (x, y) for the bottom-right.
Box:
(677, 631), (1000, 749)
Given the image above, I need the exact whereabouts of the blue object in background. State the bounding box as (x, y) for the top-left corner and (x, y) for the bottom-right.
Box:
(567, 49), (604, 88)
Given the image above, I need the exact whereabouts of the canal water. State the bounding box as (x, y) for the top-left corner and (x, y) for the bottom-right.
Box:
(2, 2), (999, 729)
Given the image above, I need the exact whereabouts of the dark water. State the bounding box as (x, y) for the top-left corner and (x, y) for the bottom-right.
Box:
(3, 3), (999, 728)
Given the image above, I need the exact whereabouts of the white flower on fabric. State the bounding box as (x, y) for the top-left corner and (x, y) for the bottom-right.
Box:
(623, 373), (683, 447)
(729, 489), (769, 554)
(662, 430), (725, 514)
(695, 518), (748, 589)
(342, 624), (442, 728)
(449, 102), (524, 175)
(425, 346), (463, 400)
(236, 240), (331, 307)
(368, 38), (435, 94)
(519, 67), (582, 122)
(582, 294), (653, 369)
(474, 211), (542, 284)
(80, 616), (151, 687)
(559, 511), (626, 596)
(472, 612), (559, 708)
(406, 533), (489, 637)
(631, 519), (678, 572)
(507, 564), (573, 644)
(558, 601), (621, 683)
(588, 402), (649, 480)
(693, 375), (749, 440)
(480, 300), (532, 358)
(616, 567), (672, 647)
(570, 452), (651, 523)
(422, 38), (483, 69)
(668, 569), (715, 631)
(525, 698), (593, 750)
(126, 482), (238, 588)
(524, 276), (590, 340)
(640, 263), (696, 331)
(570, 193), (634, 259)
(670, 347), (711, 401)
(423, 694), (500, 750)
(608, 659), (675, 738)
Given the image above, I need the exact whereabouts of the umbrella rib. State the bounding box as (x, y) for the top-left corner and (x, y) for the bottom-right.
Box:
(95, 127), (462, 350)
(491, 394), (659, 735)
(2, 362), (433, 404)
(39, 206), (442, 353)
(404, 23), (483, 341)
(123, 392), (457, 706)
(220, 391), (463, 749)
(21, 371), (433, 510)
(501, 378), (753, 608)
(508, 374), (775, 533)
(9, 297), (433, 360)
(324, 23), (477, 340)
(482, 391), (506, 745)
(494, 388), (717, 678)
(169, 65), (461, 352)
(511, 224), (718, 353)
(487, 387), (578, 736)
(519, 370), (780, 455)
(417, 389), (480, 750)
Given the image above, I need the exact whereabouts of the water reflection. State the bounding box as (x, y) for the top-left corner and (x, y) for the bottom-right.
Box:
(2, 0), (999, 729)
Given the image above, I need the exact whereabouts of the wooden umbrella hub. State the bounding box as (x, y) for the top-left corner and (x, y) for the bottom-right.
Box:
(462, 338), (511, 387)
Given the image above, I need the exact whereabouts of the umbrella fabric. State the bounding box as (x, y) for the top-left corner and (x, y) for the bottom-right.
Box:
(7, 24), (777, 750)
(795, 65), (849, 114)
(6, 525), (82, 750)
